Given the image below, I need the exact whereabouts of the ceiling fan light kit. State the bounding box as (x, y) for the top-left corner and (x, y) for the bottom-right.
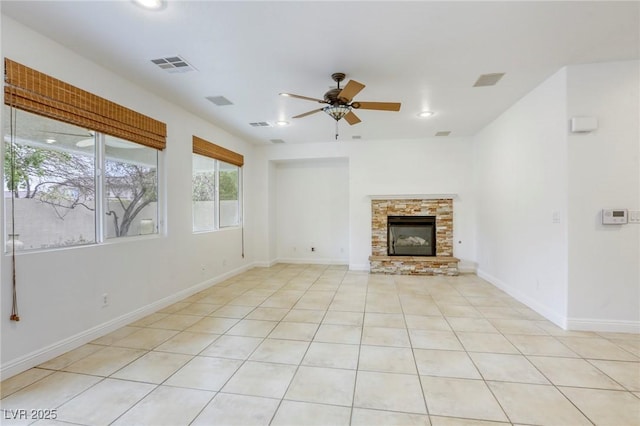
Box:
(281, 72), (401, 139)
(323, 105), (351, 121)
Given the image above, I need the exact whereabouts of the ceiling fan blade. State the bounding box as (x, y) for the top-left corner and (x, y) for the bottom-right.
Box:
(354, 101), (401, 111)
(292, 108), (325, 119)
(280, 93), (326, 103)
(338, 80), (365, 102)
(344, 111), (361, 125)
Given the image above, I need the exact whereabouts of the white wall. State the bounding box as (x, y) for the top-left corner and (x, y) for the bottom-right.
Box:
(566, 61), (640, 331)
(474, 60), (640, 332)
(1, 17), (256, 379)
(275, 158), (349, 264)
(255, 137), (476, 271)
(474, 69), (569, 326)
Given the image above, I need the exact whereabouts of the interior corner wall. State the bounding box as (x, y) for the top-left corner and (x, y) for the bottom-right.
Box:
(347, 138), (476, 271)
(474, 68), (569, 326)
(275, 158), (349, 264)
(256, 137), (476, 272)
(1, 16), (256, 379)
(566, 60), (640, 332)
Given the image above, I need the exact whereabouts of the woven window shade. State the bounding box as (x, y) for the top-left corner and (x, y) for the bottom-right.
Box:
(193, 136), (244, 167)
(4, 58), (166, 150)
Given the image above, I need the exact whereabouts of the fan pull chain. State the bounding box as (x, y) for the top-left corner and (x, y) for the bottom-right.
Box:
(335, 121), (339, 140)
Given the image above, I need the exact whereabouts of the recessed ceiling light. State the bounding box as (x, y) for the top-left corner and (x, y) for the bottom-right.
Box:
(418, 111), (434, 118)
(45, 138), (56, 144)
(276, 121), (289, 126)
(132, 0), (165, 10)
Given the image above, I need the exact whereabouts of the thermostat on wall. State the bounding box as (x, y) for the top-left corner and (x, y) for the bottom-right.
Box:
(602, 209), (628, 225)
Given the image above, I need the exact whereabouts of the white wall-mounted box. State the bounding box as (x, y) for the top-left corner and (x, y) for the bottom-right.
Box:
(571, 116), (598, 133)
(602, 209), (628, 224)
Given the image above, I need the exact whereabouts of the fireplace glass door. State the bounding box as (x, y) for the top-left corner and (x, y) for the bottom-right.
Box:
(387, 216), (436, 256)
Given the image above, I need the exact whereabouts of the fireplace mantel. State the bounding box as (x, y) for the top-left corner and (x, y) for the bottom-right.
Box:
(368, 194), (458, 200)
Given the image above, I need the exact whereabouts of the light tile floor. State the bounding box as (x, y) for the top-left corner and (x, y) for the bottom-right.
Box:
(2, 264), (639, 425)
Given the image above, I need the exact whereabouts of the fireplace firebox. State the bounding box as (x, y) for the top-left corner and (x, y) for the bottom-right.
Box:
(387, 216), (436, 256)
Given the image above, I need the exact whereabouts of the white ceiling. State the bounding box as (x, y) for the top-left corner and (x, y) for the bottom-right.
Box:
(2, 1), (638, 145)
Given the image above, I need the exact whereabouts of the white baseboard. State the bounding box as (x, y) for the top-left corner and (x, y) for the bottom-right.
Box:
(0, 263), (255, 381)
(477, 269), (640, 334)
(458, 260), (478, 274)
(251, 259), (279, 268)
(275, 257), (348, 266)
(477, 269), (567, 329)
(566, 318), (640, 334)
(349, 263), (370, 272)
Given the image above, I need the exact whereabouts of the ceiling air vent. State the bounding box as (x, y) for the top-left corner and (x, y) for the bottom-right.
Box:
(206, 96), (233, 106)
(150, 55), (196, 73)
(435, 131), (451, 137)
(270, 139), (285, 144)
(352, 135), (362, 140)
(473, 73), (505, 87)
(249, 122), (273, 127)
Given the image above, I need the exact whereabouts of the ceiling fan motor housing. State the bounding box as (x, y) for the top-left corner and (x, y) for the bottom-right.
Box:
(324, 88), (344, 105)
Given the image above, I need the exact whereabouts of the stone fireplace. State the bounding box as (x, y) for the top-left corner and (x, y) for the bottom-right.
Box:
(369, 197), (459, 275)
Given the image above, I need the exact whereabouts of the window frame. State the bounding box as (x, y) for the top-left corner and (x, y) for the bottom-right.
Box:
(3, 108), (163, 253)
(191, 153), (242, 233)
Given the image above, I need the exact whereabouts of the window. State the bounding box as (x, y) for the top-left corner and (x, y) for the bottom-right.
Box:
(4, 107), (159, 251)
(104, 136), (158, 238)
(3, 58), (166, 252)
(219, 161), (240, 227)
(192, 154), (242, 232)
(191, 136), (243, 232)
(192, 154), (216, 232)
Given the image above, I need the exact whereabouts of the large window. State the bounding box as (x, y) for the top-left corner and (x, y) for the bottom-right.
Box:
(192, 154), (242, 232)
(104, 136), (158, 238)
(219, 161), (240, 227)
(4, 107), (159, 251)
(192, 154), (216, 232)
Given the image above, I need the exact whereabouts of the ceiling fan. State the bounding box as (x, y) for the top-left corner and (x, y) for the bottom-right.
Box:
(280, 72), (401, 131)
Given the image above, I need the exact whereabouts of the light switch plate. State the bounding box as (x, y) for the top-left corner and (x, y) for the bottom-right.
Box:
(629, 210), (640, 224)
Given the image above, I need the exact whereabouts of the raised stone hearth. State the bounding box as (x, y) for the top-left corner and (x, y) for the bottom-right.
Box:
(369, 197), (459, 275)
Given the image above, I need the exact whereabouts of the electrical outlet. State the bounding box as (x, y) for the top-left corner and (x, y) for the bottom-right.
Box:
(102, 293), (108, 307)
(311, 247), (316, 252)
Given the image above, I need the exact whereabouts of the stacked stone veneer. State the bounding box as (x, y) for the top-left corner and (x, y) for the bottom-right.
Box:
(369, 198), (459, 275)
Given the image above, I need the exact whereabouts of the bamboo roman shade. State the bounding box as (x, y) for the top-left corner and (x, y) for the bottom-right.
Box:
(4, 58), (166, 150)
(193, 136), (244, 167)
